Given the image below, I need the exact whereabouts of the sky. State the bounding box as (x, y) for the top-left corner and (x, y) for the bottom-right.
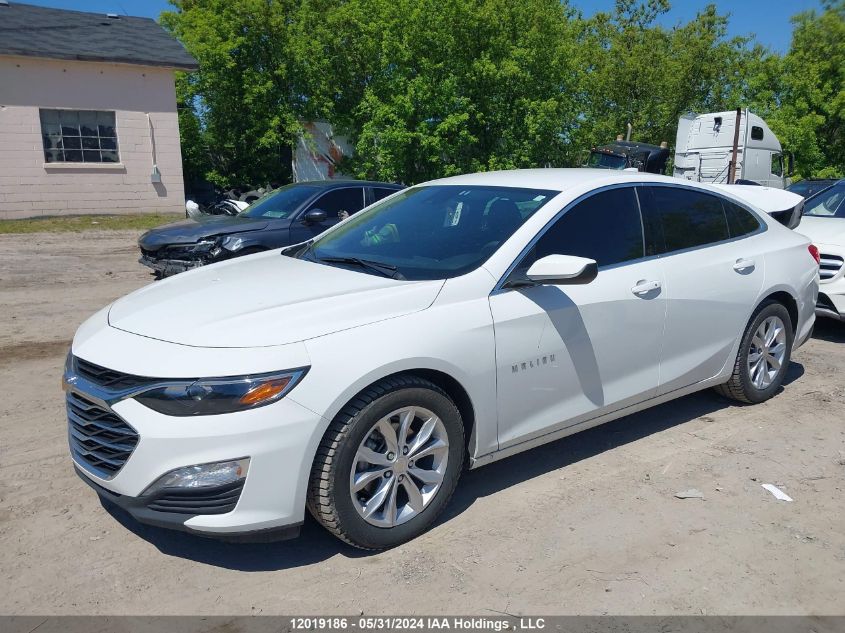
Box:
(17, 0), (825, 53)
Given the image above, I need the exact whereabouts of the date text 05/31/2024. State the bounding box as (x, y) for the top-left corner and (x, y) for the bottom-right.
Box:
(289, 617), (547, 630)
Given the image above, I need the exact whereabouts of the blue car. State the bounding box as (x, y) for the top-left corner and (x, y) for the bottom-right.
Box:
(139, 180), (403, 277)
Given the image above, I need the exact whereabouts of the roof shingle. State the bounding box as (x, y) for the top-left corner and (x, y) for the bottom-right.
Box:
(0, 2), (198, 70)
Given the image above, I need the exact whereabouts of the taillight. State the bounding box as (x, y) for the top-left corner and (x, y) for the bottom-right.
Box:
(808, 244), (820, 265)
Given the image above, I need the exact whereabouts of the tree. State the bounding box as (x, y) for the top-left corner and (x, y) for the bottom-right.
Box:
(749, 0), (844, 177)
(161, 0), (313, 188)
(574, 1), (756, 155)
(298, 0), (585, 184)
(163, 0), (844, 186)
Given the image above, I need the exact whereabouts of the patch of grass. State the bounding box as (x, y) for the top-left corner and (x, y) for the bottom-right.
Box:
(0, 213), (184, 234)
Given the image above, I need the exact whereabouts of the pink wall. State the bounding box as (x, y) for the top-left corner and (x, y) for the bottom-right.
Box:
(0, 55), (187, 219)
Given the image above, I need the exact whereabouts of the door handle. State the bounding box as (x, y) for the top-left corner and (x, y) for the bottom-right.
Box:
(631, 279), (661, 295)
(733, 258), (755, 272)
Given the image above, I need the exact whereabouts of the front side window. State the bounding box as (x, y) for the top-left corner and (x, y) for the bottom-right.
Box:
(304, 185), (558, 280)
(803, 182), (845, 218)
(310, 187), (366, 219)
(644, 186), (730, 253)
(515, 187), (644, 274)
(240, 184), (319, 219)
(40, 109), (118, 163)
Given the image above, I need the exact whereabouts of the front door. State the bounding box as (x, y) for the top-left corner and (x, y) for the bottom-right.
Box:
(490, 186), (666, 448)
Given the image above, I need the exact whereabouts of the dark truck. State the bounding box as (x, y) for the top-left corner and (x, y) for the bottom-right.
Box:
(586, 140), (671, 174)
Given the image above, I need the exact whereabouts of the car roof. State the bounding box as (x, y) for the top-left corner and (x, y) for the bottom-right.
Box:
(425, 168), (696, 191)
(294, 180), (403, 189)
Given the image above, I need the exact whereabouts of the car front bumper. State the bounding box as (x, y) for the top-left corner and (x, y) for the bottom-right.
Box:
(65, 316), (322, 540)
(816, 244), (845, 320)
(139, 255), (206, 277)
(67, 386), (321, 539)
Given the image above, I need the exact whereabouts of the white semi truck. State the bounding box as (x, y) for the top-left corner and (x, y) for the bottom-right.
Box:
(673, 108), (792, 188)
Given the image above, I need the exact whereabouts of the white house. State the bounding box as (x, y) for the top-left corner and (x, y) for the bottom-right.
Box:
(0, 1), (198, 219)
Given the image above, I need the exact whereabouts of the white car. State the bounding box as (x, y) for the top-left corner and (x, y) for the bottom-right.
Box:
(796, 180), (845, 320)
(64, 169), (818, 549)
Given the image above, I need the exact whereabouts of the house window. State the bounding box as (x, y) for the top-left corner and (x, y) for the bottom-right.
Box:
(39, 109), (119, 163)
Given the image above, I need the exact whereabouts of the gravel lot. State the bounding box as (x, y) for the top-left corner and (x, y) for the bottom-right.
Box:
(1, 230), (843, 616)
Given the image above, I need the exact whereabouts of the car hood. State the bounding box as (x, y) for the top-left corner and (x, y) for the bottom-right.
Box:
(138, 215), (275, 249)
(108, 252), (444, 348)
(797, 216), (845, 247)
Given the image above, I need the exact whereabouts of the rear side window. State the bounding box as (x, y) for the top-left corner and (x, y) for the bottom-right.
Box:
(373, 187), (398, 202)
(645, 186), (729, 253)
(723, 200), (761, 237)
(311, 187), (366, 218)
(751, 126), (764, 141)
(521, 187), (644, 269)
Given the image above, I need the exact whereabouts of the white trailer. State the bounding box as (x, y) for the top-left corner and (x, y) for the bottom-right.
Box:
(673, 109), (792, 188)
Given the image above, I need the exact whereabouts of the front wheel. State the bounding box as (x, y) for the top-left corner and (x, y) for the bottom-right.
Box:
(715, 300), (794, 404)
(307, 375), (465, 550)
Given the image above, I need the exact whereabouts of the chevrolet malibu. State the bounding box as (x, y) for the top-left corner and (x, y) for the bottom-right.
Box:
(64, 169), (818, 549)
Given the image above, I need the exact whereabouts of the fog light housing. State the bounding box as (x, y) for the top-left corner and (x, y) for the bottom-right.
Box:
(142, 458), (249, 496)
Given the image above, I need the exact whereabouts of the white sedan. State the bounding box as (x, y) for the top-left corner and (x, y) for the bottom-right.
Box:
(64, 169), (818, 549)
(796, 180), (845, 320)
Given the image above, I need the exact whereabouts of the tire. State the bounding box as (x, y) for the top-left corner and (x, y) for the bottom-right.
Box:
(307, 375), (465, 550)
(714, 300), (794, 404)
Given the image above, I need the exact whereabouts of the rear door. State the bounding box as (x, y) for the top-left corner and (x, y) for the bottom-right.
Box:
(289, 186), (368, 243)
(490, 186), (667, 447)
(641, 185), (766, 392)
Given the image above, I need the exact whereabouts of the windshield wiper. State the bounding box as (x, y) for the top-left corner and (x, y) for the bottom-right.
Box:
(317, 256), (405, 280)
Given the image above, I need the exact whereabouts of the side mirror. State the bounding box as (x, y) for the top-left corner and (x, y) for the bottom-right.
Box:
(787, 153), (795, 177)
(525, 254), (598, 285)
(303, 209), (327, 224)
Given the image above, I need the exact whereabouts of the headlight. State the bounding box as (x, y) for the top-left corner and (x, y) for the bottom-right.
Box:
(134, 368), (307, 416)
(220, 235), (245, 251)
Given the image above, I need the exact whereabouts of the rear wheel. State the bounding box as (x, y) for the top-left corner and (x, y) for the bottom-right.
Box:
(715, 301), (793, 404)
(307, 375), (464, 550)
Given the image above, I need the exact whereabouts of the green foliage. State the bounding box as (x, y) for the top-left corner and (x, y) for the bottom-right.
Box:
(748, 0), (845, 178)
(163, 0), (845, 185)
(161, 0), (310, 188)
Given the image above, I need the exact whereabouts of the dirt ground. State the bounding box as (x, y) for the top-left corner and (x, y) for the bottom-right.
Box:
(0, 230), (843, 616)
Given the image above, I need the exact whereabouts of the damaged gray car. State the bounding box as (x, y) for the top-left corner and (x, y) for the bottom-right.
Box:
(139, 180), (403, 277)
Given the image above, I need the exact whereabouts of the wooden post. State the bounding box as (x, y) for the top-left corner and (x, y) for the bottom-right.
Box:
(728, 107), (742, 184)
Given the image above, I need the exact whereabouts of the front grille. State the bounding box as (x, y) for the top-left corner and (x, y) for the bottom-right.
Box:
(147, 480), (244, 515)
(74, 357), (150, 391)
(819, 254), (844, 281)
(67, 391), (139, 478)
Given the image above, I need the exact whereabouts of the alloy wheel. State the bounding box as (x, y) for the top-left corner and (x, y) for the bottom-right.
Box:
(747, 315), (787, 390)
(350, 406), (449, 528)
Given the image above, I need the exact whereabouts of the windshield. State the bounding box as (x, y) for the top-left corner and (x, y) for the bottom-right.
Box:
(239, 184), (319, 219)
(788, 180), (834, 199)
(803, 182), (845, 218)
(587, 152), (627, 170)
(300, 185), (558, 280)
